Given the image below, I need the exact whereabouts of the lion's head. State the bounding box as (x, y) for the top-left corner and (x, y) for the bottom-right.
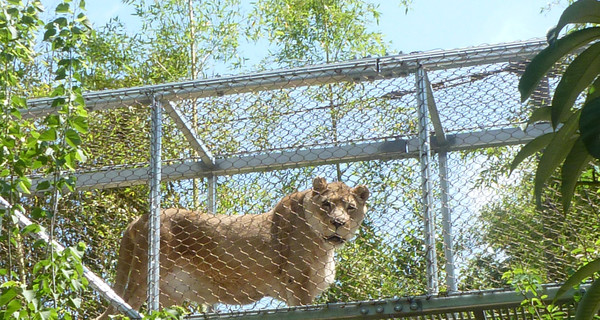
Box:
(303, 177), (370, 247)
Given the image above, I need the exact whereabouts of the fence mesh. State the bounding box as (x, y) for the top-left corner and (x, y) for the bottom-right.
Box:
(13, 40), (599, 318)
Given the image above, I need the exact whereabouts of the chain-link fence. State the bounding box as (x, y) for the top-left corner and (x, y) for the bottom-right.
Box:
(16, 39), (598, 319)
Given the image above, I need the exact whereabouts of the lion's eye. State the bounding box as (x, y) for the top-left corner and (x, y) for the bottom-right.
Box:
(322, 200), (332, 209)
(347, 204), (357, 211)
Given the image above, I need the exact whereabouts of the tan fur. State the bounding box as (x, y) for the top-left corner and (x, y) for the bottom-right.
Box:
(97, 177), (369, 319)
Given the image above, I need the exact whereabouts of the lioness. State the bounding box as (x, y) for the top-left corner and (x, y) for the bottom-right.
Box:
(97, 177), (369, 319)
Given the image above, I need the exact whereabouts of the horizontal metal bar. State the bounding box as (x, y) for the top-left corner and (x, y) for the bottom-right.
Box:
(187, 284), (585, 320)
(163, 101), (215, 167)
(30, 138), (409, 193)
(405, 122), (554, 153)
(29, 123), (554, 194)
(21, 39), (546, 120)
(443, 122), (553, 151)
(0, 196), (142, 319)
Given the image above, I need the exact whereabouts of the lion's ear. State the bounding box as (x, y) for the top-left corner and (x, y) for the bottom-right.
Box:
(353, 185), (370, 203)
(312, 177), (328, 194)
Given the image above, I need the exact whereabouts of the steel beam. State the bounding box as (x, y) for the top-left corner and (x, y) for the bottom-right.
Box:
(21, 40), (545, 120)
(185, 284), (584, 320)
(29, 123), (554, 194)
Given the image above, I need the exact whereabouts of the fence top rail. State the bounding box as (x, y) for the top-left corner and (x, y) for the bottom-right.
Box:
(187, 283), (585, 320)
(21, 39), (546, 120)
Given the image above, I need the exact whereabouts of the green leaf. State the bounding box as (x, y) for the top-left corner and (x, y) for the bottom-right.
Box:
(561, 137), (592, 212)
(55, 67), (66, 81)
(74, 94), (85, 107)
(70, 116), (88, 134)
(55, 3), (70, 13)
(46, 114), (60, 126)
(551, 42), (600, 128)
(36, 180), (51, 191)
(10, 96), (27, 108)
(17, 179), (31, 194)
(50, 85), (65, 97)
(22, 224), (41, 234)
(39, 310), (53, 320)
(0, 281), (18, 289)
(575, 277), (600, 320)
(5, 299), (21, 317)
(43, 27), (56, 41)
(0, 288), (17, 306)
(519, 27), (600, 101)
(7, 25), (18, 40)
(64, 152), (75, 170)
(53, 17), (68, 28)
(31, 207), (47, 219)
(64, 129), (81, 147)
(527, 106), (552, 124)
(580, 96), (600, 158)
(534, 111), (579, 207)
(10, 108), (22, 120)
(74, 148), (87, 162)
(67, 297), (81, 309)
(39, 128), (57, 141)
(548, 0), (600, 44)
(79, 15), (92, 30)
(511, 132), (554, 173)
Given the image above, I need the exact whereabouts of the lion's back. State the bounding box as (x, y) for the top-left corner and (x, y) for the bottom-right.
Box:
(158, 209), (275, 263)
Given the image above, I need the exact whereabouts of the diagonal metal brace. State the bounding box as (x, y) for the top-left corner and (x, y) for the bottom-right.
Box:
(424, 71), (447, 146)
(162, 100), (215, 168)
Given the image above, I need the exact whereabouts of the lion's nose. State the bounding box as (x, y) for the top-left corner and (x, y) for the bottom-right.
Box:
(331, 218), (346, 228)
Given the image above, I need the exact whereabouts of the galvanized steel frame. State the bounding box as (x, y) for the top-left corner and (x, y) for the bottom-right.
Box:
(21, 39), (545, 120)
(19, 39), (556, 318)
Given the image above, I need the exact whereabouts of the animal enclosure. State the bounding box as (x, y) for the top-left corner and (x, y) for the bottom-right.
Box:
(12, 39), (598, 318)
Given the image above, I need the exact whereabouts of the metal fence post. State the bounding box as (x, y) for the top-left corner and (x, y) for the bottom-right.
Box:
(422, 71), (458, 294)
(207, 174), (217, 213)
(148, 94), (162, 312)
(439, 150), (457, 293)
(415, 65), (439, 294)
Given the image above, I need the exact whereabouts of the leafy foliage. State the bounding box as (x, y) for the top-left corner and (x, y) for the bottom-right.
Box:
(250, 0), (387, 66)
(515, 1), (600, 319)
(0, 0), (93, 318)
(514, 0), (600, 213)
(503, 268), (565, 319)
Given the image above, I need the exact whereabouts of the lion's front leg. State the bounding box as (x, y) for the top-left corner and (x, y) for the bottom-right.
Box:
(279, 264), (320, 306)
(282, 279), (317, 306)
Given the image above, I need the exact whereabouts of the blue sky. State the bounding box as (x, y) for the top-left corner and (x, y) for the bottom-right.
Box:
(377, 0), (564, 52)
(76, 0), (566, 55)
